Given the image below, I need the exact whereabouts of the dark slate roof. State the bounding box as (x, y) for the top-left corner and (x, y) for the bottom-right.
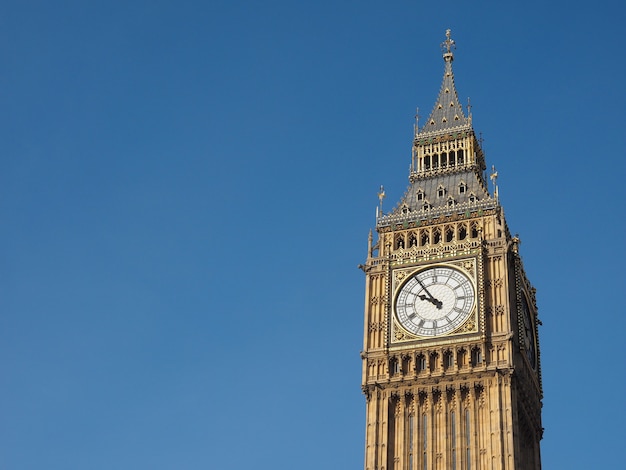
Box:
(397, 170), (490, 212)
(419, 56), (470, 136)
(376, 169), (496, 228)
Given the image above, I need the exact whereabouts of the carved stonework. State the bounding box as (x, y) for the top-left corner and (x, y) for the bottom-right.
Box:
(446, 386), (456, 403)
(369, 321), (386, 332)
(361, 32), (542, 470)
(485, 278), (503, 288)
(407, 400), (416, 415)
(457, 318), (476, 333)
(461, 258), (475, 274)
(377, 209), (498, 233)
(393, 319), (417, 341)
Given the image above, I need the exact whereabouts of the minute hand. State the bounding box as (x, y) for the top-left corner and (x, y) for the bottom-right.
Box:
(416, 278), (443, 309)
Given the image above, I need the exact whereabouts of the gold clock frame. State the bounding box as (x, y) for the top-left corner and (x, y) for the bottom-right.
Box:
(389, 256), (483, 344)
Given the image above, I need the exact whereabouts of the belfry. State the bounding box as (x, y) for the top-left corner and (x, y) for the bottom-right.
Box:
(360, 30), (543, 470)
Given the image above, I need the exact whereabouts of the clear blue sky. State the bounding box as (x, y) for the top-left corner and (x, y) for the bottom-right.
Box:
(1, 1), (624, 469)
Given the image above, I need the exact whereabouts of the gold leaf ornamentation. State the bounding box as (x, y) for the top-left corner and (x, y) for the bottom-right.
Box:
(458, 318), (476, 333)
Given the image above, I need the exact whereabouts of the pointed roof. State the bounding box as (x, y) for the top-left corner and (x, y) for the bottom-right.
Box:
(419, 30), (470, 135)
(376, 30), (498, 229)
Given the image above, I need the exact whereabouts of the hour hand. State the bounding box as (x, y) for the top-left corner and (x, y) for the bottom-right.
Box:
(418, 294), (443, 309)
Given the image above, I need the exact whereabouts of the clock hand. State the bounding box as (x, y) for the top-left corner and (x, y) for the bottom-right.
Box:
(415, 279), (443, 309)
(418, 294), (442, 308)
(415, 278), (435, 299)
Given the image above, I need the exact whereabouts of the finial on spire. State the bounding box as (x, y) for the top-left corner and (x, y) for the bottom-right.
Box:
(441, 29), (455, 62)
(490, 165), (499, 200)
(414, 107), (420, 137)
(376, 185), (386, 218)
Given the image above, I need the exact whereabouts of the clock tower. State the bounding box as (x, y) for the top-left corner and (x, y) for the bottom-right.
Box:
(360, 31), (542, 470)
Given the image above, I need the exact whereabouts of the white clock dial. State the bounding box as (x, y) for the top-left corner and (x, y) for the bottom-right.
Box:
(395, 266), (475, 337)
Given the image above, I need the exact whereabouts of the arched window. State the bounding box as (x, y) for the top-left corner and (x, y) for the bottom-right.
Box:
(471, 223), (479, 239)
(472, 348), (482, 366)
(417, 354), (427, 372)
(429, 352), (439, 371)
(390, 357), (400, 376)
(401, 355), (411, 375)
(433, 228), (442, 244)
(458, 224), (468, 240)
(457, 349), (467, 368)
(395, 234), (405, 249)
(445, 226), (454, 242)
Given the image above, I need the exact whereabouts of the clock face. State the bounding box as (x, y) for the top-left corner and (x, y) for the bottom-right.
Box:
(395, 266), (475, 337)
(521, 293), (537, 369)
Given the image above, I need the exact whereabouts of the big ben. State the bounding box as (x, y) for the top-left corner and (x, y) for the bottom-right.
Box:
(361, 31), (542, 470)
